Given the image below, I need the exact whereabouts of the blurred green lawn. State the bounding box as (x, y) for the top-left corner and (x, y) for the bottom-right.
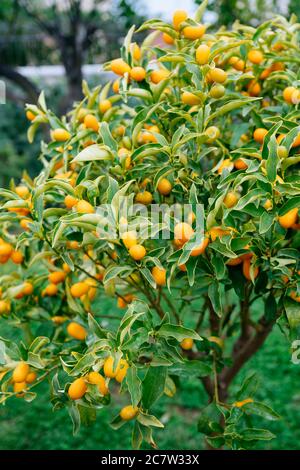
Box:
(1, 317), (300, 450)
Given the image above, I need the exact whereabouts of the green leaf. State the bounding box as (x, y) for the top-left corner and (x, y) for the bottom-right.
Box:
(262, 121), (282, 160)
(137, 412), (164, 428)
(28, 337), (50, 354)
(103, 266), (133, 285)
(142, 366), (167, 410)
(68, 404), (81, 435)
(195, 0), (208, 22)
(266, 134), (279, 182)
(72, 144), (112, 163)
(236, 373), (259, 401)
(239, 428), (275, 441)
(157, 324), (201, 342)
(100, 122), (118, 153)
(259, 211), (274, 234)
(243, 401), (280, 421)
(88, 313), (108, 339)
(206, 98), (258, 123)
(284, 298), (300, 331)
(278, 196), (300, 216)
(208, 281), (223, 316)
(169, 360), (212, 378)
(126, 366), (142, 408)
(132, 422), (143, 450)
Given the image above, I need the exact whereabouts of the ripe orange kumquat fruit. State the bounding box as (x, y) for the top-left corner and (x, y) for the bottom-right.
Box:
(68, 378), (87, 400)
(67, 322), (87, 341)
(283, 86), (298, 104)
(0, 243), (13, 257)
(173, 10), (188, 30)
(43, 283), (58, 297)
(104, 356), (119, 378)
(129, 244), (146, 261)
(15, 185), (30, 199)
(23, 282), (34, 296)
(14, 381), (27, 397)
(162, 32), (174, 45)
(190, 237), (209, 257)
(26, 110), (35, 121)
(111, 58), (131, 76)
(26, 371), (37, 384)
(117, 294), (134, 309)
(181, 91), (201, 106)
(120, 405), (138, 421)
(234, 159), (248, 170)
(135, 191), (153, 205)
(278, 208), (298, 229)
(243, 259), (259, 281)
(224, 191), (239, 208)
(115, 359), (129, 383)
(121, 231), (138, 249)
(88, 371), (108, 395)
(52, 128), (71, 142)
(48, 271), (66, 285)
(180, 338), (194, 350)
(150, 69), (170, 84)
(182, 25), (206, 40)
(70, 282), (90, 298)
(76, 200), (95, 214)
(13, 362), (30, 383)
(253, 128), (268, 143)
(11, 250), (24, 264)
(84, 114), (99, 132)
(0, 300), (11, 315)
(174, 222), (194, 244)
(248, 49), (264, 64)
(99, 100), (112, 114)
(152, 266), (166, 286)
(208, 68), (227, 83)
(130, 67), (146, 82)
(157, 178), (172, 195)
(64, 195), (78, 209)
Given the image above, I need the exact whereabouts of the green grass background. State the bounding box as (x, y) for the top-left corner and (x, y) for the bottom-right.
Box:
(1, 314), (300, 450)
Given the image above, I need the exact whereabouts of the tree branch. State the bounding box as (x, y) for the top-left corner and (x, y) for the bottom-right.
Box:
(0, 64), (39, 103)
(219, 316), (276, 390)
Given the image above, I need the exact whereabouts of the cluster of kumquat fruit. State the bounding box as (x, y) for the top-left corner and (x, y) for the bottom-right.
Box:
(0, 2), (300, 449)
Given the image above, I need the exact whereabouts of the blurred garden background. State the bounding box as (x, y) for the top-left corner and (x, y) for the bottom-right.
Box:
(1, 0), (300, 450)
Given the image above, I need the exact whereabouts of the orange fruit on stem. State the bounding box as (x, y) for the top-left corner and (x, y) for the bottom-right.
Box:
(278, 208), (298, 229)
(248, 50), (264, 64)
(67, 322), (87, 341)
(253, 128), (268, 143)
(88, 371), (108, 395)
(129, 244), (146, 261)
(243, 259), (259, 281)
(13, 362), (30, 383)
(120, 405), (138, 421)
(130, 67), (146, 82)
(174, 222), (194, 244)
(84, 114), (99, 132)
(111, 58), (131, 76)
(173, 10), (188, 30)
(152, 266), (166, 286)
(180, 338), (194, 350)
(52, 129), (71, 142)
(68, 378), (87, 400)
(157, 178), (172, 195)
(182, 25), (206, 40)
(196, 44), (210, 65)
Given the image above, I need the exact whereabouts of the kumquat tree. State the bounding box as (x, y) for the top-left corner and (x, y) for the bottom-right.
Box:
(1, 0), (300, 450)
